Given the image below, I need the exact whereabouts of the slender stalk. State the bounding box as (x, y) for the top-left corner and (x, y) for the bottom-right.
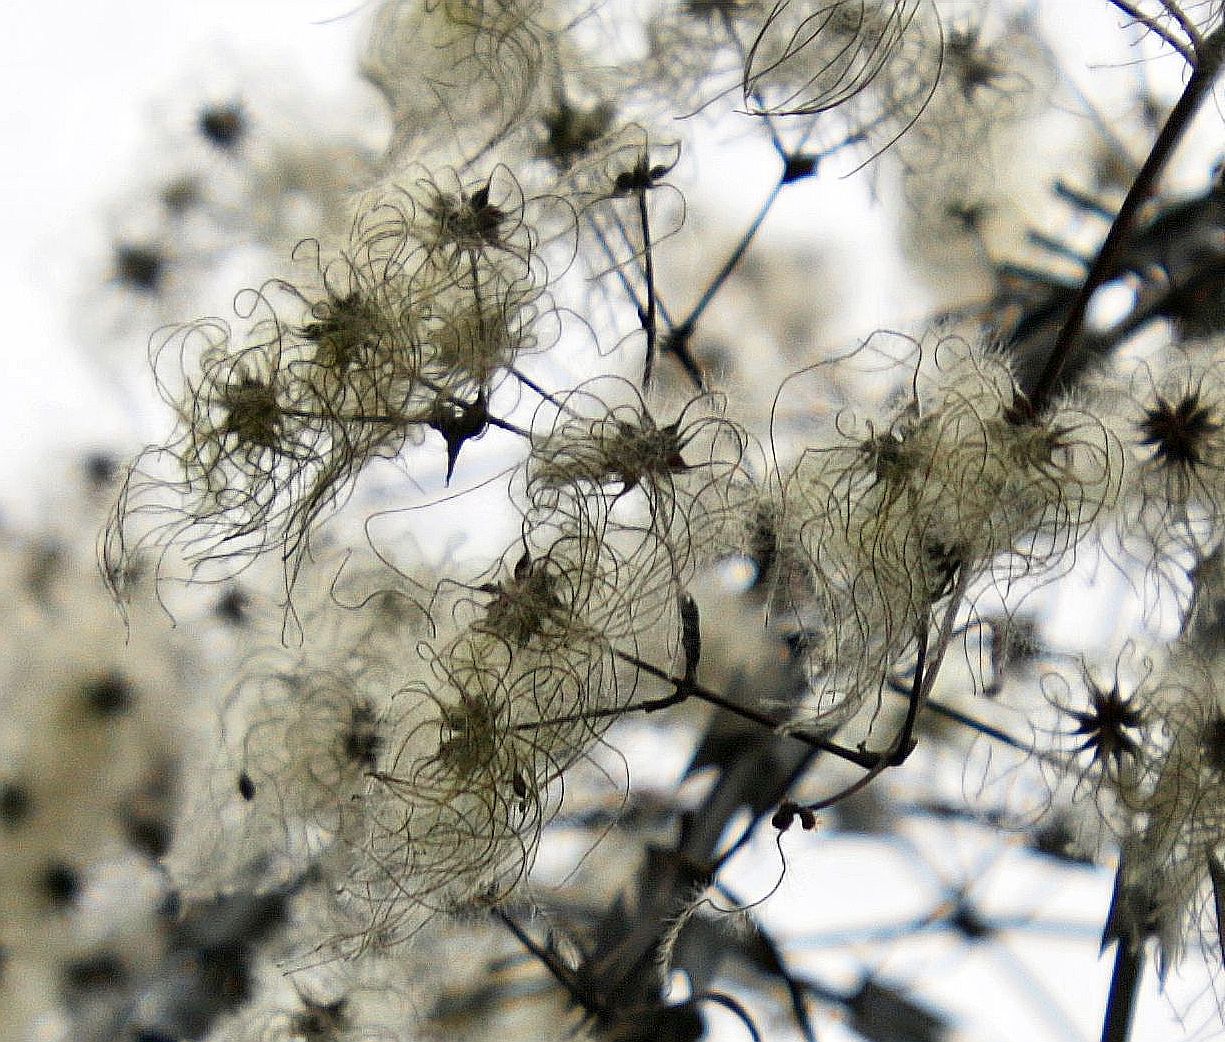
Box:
(1101, 939), (1145, 1042)
(677, 177), (786, 337)
(1155, 0), (1206, 51)
(923, 698), (1036, 756)
(1053, 179), (1123, 219)
(1106, 0), (1198, 60)
(509, 365), (569, 413)
(610, 647), (883, 769)
(637, 184), (660, 388)
(1030, 24), (1225, 411)
(511, 686), (688, 732)
(887, 630), (927, 766)
(494, 909), (607, 1020)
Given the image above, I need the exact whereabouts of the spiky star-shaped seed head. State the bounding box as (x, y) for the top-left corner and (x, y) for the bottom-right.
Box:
(1067, 680), (1144, 776)
(1138, 391), (1221, 470)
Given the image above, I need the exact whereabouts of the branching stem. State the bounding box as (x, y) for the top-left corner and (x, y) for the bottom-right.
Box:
(1031, 22), (1225, 410)
(1106, 0), (1199, 60)
(609, 647), (883, 769)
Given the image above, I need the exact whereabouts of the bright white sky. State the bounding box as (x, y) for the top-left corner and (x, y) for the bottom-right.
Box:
(0, 1), (366, 519)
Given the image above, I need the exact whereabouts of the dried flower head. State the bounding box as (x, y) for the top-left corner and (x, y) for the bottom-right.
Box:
(1101, 652), (1225, 976)
(776, 330), (1117, 726)
(1101, 344), (1225, 561)
(236, 666), (388, 833)
(362, 0), (552, 165)
(1064, 673), (1147, 783)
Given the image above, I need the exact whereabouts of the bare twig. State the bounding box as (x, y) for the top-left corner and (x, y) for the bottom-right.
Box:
(1030, 22), (1225, 410)
(1101, 936), (1146, 1042)
(636, 183), (660, 388)
(1106, 0), (1199, 61)
(1155, 0), (1207, 51)
(610, 646), (883, 769)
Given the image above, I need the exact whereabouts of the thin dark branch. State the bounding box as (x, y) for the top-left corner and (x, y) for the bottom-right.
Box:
(678, 178), (786, 337)
(610, 647), (882, 769)
(512, 687), (688, 732)
(637, 184), (660, 388)
(693, 992), (764, 1042)
(584, 209), (676, 331)
(1155, 0), (1207, 50)
(888, 628), (928, 767)
(1030, 24), (1225, 410)
(1106, 0), (1199, 61)
(1053, 178), (1121, 219)
(800, 632), (932, 814)
(1027, 230), (1092, 269)
(655, 168), (800, 390)
(1101, 938), (1145, 1042)
(884, 638), (1055, 760)
(508, 365), (568, 412)
(494, 909), (607, 1020)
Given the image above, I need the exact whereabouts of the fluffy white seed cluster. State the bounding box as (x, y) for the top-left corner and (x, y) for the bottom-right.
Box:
(307, 384), (759, 942)
(328, 541), (662, 945)
(1095, 339), (1225, 564)
(104, 166), (551, 588)
(526, 380), (758, 579)
(1081, 649), (1225, 978)
(364, 0), (673, 202)
(363, 0), (554, 166)
(739, 0), (941, 147)
(71, 0), (1225, 1035)
(771, 331), (1119, 728)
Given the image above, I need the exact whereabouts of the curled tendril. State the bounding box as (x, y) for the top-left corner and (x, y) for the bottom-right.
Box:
(742, 0), (941, 159)
(771, 329), (1119, 726)
(361, 0), (551, 165)
(526, 378), (760, 588)
(104, 173), (555, 596)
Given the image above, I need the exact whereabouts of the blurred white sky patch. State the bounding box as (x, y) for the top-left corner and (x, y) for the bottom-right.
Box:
(0, 1), (375, 520)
